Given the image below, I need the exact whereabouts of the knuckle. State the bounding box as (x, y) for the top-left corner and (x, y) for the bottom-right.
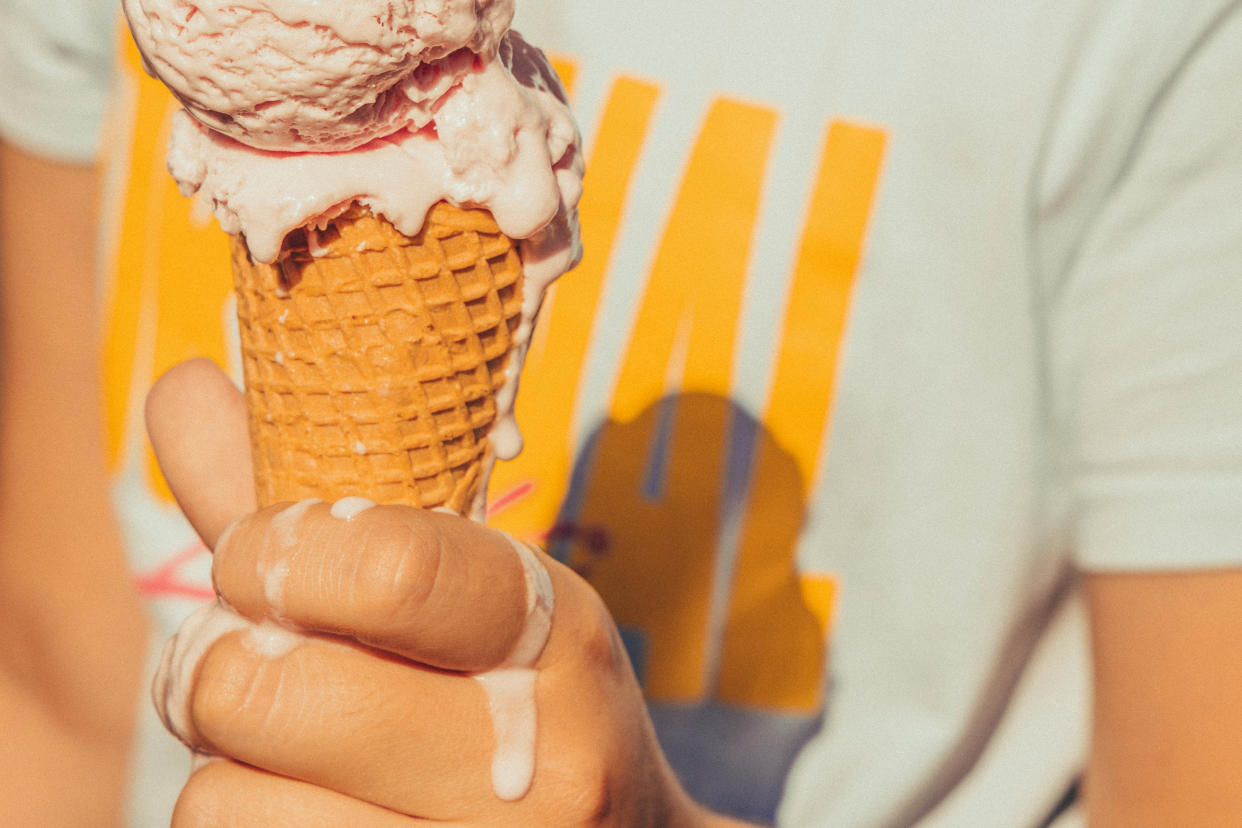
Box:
(570, 774), (615, 825)
(545, 750), (614, 825)
(352, 513), (440, 623)
(576, 589), (627, 675)
(171, 762), (232, 827)
(190, 635), (278, 749)
(216, 504), (281, 558)
(211, 505), (295, 609)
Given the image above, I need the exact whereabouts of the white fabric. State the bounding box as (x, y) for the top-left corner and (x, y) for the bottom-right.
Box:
(0, 0), (116, 160)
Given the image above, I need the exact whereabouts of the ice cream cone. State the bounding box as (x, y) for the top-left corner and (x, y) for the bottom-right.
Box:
(230, 201), (524, 514)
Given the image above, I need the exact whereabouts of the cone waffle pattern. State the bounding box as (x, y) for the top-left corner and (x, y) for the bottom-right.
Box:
(231, 202), (524, 513)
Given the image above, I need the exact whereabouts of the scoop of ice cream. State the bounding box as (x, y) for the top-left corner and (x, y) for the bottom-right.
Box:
(167, 29), (582, 265)
(123, 0), (515, 151)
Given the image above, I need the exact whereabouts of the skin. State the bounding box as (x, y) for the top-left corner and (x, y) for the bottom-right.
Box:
(1085, 570), (1242, 825)
(0, 142), (148, 825)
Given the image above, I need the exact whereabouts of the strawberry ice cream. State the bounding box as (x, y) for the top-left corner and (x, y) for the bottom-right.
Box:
(124, 0), (582, 271)
(124, 0), (515, 152)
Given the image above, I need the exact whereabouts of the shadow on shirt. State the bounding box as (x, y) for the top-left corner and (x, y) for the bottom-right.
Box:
(550, 392), (827, 825)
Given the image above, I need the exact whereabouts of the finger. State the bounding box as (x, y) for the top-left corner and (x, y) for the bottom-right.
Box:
(173, 759), (416, 827)
(146, 357), (256, 547)
(214, 501), (547, 672)
(182, 624), (498, 820)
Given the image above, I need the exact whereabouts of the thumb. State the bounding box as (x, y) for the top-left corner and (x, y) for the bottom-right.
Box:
(145, 358), (256, 548)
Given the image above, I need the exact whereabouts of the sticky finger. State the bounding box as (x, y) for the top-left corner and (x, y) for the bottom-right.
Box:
(214, 502), (547, 672)
(172, 619), (499, 819)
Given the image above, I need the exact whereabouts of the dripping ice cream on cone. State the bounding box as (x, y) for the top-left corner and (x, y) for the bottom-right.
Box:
(124, 0), (584, 518)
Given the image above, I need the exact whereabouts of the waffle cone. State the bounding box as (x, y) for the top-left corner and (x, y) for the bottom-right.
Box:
(230, 201), (524, 514)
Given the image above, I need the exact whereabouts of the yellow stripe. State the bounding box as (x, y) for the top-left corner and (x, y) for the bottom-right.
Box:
(102, 36), (174, 470)
(105, 36), (237, 498)
(766, 121), (887, 485)
(141, 177), (233, 501)
(489, 74), (660, 538)
(578, 393), (733, 701)
(713, 418), (831, 710)
(571, 98), (778, 702)
(715, 120), (887, 712)
(610, 98), (778, 422)
(798, 574), (838, 636)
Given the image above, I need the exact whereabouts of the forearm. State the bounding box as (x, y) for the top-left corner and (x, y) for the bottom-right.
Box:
(0, 139), (148, 825)
(1086, 569), (1242, 825)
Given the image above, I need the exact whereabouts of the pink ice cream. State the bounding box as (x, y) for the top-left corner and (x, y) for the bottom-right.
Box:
(123, 0), (582, 272)
(124, 0), (514, 151)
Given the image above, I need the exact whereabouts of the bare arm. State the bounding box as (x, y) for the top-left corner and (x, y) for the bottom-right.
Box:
(1085, 569), (1242, 825)
(0, 140), (148, 826)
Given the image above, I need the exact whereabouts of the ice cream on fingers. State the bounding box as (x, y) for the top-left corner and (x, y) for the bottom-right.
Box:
(124, 0), (583, 518)
(126, 0), (580, 806)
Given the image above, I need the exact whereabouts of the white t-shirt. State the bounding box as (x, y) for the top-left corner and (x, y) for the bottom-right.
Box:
(0, 0), (116, 160)
(4, 2), (1242, 826)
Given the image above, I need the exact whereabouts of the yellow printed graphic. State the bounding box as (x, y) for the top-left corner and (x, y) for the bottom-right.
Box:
(798, 575), (839, 638)
(716, 121), (887, 711)
(611, 100), (777, 422)
(104, 36), (233, 500)
(575, 99), (779, 702)
(489, 74), (661, 539)
(764, 122), (888, 488)
(102, 35), (162, 469)
(573, 394), (735, 702)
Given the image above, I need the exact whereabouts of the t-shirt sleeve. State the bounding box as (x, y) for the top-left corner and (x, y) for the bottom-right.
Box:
(0, 0), (118, 162)
(1049, 5), (1242, 572)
